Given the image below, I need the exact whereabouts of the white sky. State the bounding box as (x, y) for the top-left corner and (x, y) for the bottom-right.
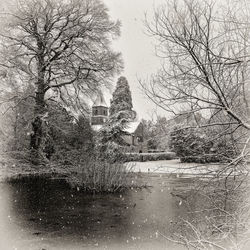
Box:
(104, 0), (167, 120)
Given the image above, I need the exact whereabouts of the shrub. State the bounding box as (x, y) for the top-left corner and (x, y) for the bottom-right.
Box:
(95, 138), (126, 164)
(67, 159), (139, 193)
(125, 152), (176, 162)
(169, 126), (239, 163)
(1, 151), (141, 193)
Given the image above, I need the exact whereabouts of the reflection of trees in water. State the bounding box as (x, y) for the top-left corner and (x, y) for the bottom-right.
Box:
(6, 177), (137, 239)
(165, 166), (250, 250)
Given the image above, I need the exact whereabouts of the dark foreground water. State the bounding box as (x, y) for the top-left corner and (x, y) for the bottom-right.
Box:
(0, 173), (249, 250)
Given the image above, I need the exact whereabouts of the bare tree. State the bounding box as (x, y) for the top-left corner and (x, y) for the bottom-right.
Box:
(0, 0), (122, 161)
(141, 1), (250, 248)
(141, 0), (250, 160)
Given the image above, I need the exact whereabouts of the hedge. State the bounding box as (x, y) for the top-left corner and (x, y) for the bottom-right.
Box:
(125, 152), (176, 162)
(169, 126), (239, 163)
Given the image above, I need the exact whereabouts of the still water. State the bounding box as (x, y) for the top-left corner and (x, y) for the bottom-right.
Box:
(0, 173), (249, 250)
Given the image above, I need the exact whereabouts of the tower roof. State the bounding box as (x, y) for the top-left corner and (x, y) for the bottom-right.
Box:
(93, 92), (108, 107)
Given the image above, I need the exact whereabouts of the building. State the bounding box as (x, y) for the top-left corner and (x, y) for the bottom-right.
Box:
(91, 92), (109, 131)
(91, 93), (147, 152)
(122, 121), (147, 153)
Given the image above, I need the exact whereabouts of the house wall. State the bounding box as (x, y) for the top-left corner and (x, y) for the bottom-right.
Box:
(134, 123), (144, 143)
(91, 116), (108, 125)
(92, 106), (108, 116)
(123, 134), (134, 145)
(91, 106), (108, 125)
(122, 123), (148, 153)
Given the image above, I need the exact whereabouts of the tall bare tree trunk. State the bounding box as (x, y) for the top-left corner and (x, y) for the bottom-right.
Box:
(30, 87), (47, 164)
(30, 53), (47, 164)
(30, 89), (45, 149)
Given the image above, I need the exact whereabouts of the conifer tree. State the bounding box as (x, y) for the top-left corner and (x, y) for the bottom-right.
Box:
(96, 76), (136, 162)
(109, 76), (136, 120)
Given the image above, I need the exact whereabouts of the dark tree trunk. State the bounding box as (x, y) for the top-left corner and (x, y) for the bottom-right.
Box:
(29, 36), (49, 164)
(30, 87), (47, 164)
(30, 116), (43, 150)
(30, 58), (48, 163)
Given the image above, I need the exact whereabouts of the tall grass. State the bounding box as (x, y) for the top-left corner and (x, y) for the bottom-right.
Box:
(0, 150), (145, 193)
(67, 159), (140, 193)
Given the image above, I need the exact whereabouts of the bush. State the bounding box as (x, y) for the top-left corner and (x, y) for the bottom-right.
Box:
(95, 140), (126, 163)
(66, 159), (139, 193)
(1, 151), (141, 193)
(125, 152), (176, 162)
(169, 126), (239, 163)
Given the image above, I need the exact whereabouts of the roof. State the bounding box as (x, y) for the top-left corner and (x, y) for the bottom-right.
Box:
(92, 125), (103, 131)
(91, 121), (141, 134)
(93, 92), (108, 107)
(123, 121), (141, 134)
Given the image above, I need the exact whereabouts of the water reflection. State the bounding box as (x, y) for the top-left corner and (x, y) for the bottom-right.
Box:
(0, 174), (249, 250)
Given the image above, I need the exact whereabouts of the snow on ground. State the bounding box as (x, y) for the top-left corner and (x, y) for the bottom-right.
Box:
(126, 159), (226, 177)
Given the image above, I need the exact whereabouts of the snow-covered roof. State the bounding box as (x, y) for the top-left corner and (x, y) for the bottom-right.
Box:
(91, 121), (141, 134)
(93, 92), (108, 107)
(123, 121), (141, 134)
(92, 125), (103, 131)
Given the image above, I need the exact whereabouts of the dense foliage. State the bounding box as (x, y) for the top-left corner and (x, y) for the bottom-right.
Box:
(96, 77), (137, 162)
(0, 91), (94, 163)
(109, 76), (136, 120)
(141, 117), (170, 151)
(125, 152), (176, 162)
(170, 126), (239, 163)
(47, 109), (94, 164)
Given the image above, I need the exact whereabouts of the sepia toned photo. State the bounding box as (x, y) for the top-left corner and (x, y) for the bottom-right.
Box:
(0, 0), (250, 249)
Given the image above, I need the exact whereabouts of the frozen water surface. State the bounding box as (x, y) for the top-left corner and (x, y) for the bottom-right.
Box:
(0, 162), (249, 250)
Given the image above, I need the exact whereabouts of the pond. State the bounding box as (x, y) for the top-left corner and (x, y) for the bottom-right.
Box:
(0, 172), (249, 250)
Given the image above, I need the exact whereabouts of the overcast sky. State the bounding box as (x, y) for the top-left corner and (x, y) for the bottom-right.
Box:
(104, 0), (167, 120)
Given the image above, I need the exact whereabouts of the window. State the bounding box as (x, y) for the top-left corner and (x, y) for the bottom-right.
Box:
(93, 108), (98, 116)
(137, 136), (143, 143)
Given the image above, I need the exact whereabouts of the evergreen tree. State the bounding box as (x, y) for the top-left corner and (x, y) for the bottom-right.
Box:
(109, 76), (136, 120)
(96, 76), (136, 162)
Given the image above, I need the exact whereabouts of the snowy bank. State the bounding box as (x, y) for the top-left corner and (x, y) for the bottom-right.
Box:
(126, 159), (247, 178)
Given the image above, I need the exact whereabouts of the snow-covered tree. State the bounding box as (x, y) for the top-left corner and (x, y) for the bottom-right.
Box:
(109, 76), (136, 121)
(0, 0), (122, 163)
(96, 76), (136, 161)
(142, 0), (250, 163)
